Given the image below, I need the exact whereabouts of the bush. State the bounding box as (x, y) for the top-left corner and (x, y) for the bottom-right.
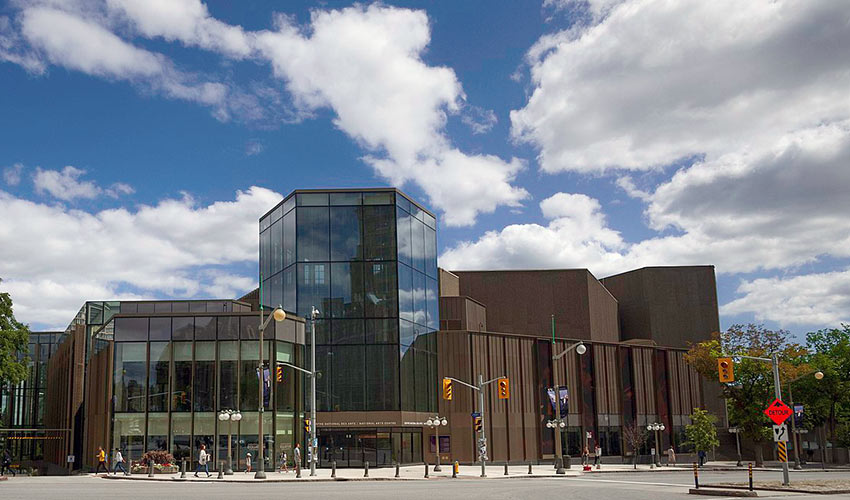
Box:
(139, 450), (175, 467)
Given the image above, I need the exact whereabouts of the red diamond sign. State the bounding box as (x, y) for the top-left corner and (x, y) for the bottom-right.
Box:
(764, 398), (793, 425)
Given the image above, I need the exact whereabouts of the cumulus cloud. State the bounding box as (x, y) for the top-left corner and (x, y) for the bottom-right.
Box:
(512, 0), (850, 173)
(33, 166), (101, 200)
(460, 105), (498, 135)
(722, 270), (850, 327)
(105, 182), (135, 198)
(0, 186), (281, 328)
(3, 163), (23, 186)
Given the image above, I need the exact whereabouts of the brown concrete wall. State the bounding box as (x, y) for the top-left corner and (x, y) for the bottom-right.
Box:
(439, 296), (486, 332)
(438, 269), (460, 297)
(83, 343), (113, 469)
(586, 274), (620, 342)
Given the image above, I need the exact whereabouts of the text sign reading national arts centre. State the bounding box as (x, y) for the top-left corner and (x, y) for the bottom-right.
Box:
(764, 398), (793, 425)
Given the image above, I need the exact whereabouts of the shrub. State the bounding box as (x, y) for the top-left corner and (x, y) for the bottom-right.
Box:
(139, 450), (175, 467)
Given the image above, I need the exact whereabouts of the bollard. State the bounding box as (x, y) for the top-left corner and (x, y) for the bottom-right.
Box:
(126, 459), (132, 476)
(693, 462), (699, 489)
(180, 459), (186, 479)
(331, 460), (336, 478)
(452, 461), (458, 478)
(504, 462), (509, 476)
(528, 462), (532, 475)
(295, 461), (301, 478)
(217, 461), (223, 479)
(424, 462), (429, 478)
(148, 462), (154, 478)
(395, 462), (400, 478)
(748, 462), (753, 491)
(364, 461), (369, 478)
(564, 454), (571, 469)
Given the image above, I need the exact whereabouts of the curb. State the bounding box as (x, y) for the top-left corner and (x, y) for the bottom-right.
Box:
(689, 488), (757, 497)
(714, 484), (850, 495)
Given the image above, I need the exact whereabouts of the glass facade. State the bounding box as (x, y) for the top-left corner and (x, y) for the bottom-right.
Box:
(109, 312), (303, 470)
(259, 190), (439, 413)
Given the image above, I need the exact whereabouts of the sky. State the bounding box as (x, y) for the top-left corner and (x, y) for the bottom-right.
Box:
(1, 0), (848, 336)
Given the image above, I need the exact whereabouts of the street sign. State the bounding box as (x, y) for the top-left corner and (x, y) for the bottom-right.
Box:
(772, 424), (788, 442)
(471, 412), (481, 418)
(66, 455), (75, 463)
(777, 441), (788, 462)
(793, 404), (804, 426)
(764, 398), (793, 425)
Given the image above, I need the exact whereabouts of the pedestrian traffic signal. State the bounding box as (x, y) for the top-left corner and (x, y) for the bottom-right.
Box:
(497, 378), (509, 399)
(442, 378), (453, 400)
(473, 416), (482, 433)
(718, 357), (734, 383)
(276, 365), (283, 383)
(304, 418), (311, 434)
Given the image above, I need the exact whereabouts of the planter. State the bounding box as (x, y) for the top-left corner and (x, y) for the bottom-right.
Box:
(131, 464), (179, 474)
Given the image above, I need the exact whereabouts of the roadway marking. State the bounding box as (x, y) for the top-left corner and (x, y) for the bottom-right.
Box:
(568, 477), (691, 488)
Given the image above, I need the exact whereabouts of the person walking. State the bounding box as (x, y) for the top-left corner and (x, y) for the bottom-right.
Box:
(279, 451), (288, 473)
(194, 444), (211, 477)
(581, 445), (589, 466)
(2, 449), (16, 476)
(245, 452), (252, 473)
(112, 448), (127, 475)
(667, 445), (676, 466)
(697, 449), (706, 467)
(594, 444), (602, 468)
(94, 446), (108, 474)
(294, 443), (302, 472)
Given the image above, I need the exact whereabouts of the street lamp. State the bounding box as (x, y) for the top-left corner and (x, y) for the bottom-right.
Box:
(218, 409), (242, 475)
(255, 305), (286, 479)
(646, 422), (665, 467)
(785, 370), (824, 470)
(550, 314), (587, 475)
(425, 416), (448, 471)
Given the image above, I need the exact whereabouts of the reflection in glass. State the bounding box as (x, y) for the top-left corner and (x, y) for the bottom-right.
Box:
(148, 342), (170, 412)
(366, 345), (398, 411)
(261, 228), (271, 278)
(396, 206), (412, 266)
(413, 271), (426, 326)
(113, 413), (145, 462)
(114, 317), (148, 342)
(217, 316), (238, 340)
(173, 342), (192, 411)
(411, 217), (425, 273)
(363, 206), (395, 261)
(172, 317), (193, 340)
(331, 345), (364, 411)
(400, 344), (415, 411)
(271, 218), (283, 275)
(398, 263), (413, 323)
(297, 263), (328, 318)
(365, 319), (398, 344)
(147, 413), (168, 451)
(219, 341), (238, 410)
(364, 262), (397, 318)
(296, 207), (330, 262)
(424, 225), (437, 278)
(283, 211), (295, 268)
(149, 317), (171, 341)
(330, 263), (364, 318)
(330, 206), (362, 261)
(283, 266), (295, 312)
(194, 412), (215, 468)
(114, 343), (146, 412)
(195, 316), (216, 340)
(194, 342), (215, 412)
(332, 319), (364, 344)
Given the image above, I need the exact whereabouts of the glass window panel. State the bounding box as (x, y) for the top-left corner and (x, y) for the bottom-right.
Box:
(297, 263), (329, 319)
(363, 192), (393, 205)
(283, 195), (295, 214)
(283, 210), (296, 268)
(194, 342), (216, 412)
(261, 228), (271, 279)
(330, 262), (364, 319)
(424, 226), (437, 278)
(398, 263), (413, 323)
(114, 317), (148, 341)
(148, 342), (170, 412)
(423, 212), (436, 230)
(104, 301), (120, 323)
(400, 320), (416, 347)
(240, 341), (260, 411)
(364, 262), (397, 318)
(330, 192), (362, 205)
(172, 317), (193, 340)
(413, 271), (426, 327)
(137, 302), (155, 313)
(271, 219), (283, 275)
(87, 302), (104, 324)
(283, 266), (296, 312)
(260, 215), (271, 232)
(275, 342), (296, 412)
(297, 192), (329, 206)
(317, 346), (333, 411)
(147, 413), (169, 451)
(241, 316), (259, 340)
(271, 204), (283, 223)
(149, 317), (171, 341)
(330, 206), (363, 262)
(296, 206), (329, 262)
(411, 218), (425, 273)
(332, 319), (364, 344)
(366, 345), (398, 411)
(113, 413), (145, 463)
(219, 341), (238, 411)
(173, 342), (192, 412)
(365, 319), (398, 344)
(261, 278), (271, 310)
(331, 345), (364, 411)
(171, 413), (192, 461)
(120, 302), (138, 314)
(400, 344), (415, 411)
(395, 193), (410, 212)
(412, 431), (422, 463)
(217, 316), (238, 340)
(313, 319), (331, 345)
(271, 272), (283, 310)
(396, 206), (412, 267)
(114, 343), (147, 412)
(172, 302), (189, 313)
(194, 316), (215, 340)
(426, 277), (439, 330)
(363, 205), (395, 261)
(154, 302), (172, 313)
(193, 413), (215, 467)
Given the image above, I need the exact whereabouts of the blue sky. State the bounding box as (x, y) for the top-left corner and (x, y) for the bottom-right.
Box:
(1, 0), (849, 337)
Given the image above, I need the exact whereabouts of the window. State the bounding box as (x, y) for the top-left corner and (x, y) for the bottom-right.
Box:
(424, 225), (437, 278)
(241, 316), (260, 340)
(365, 319), (398, 344)
(114, 343), (146, 412)
(330, 206), (362, 261)
(332, 319), (364, 344)
(148, 342), (170, 412)
(283, 210), (296, 268)
(297, 192), (329, 206)
(396, 206), (412, 267)
(219, 341), (238, 410)
(330, 263), (364, 318)
(261, 228), (271, 279)
(364, 262), (397, 318)
(297, 263), (329, 319)
(172, 317), (193, 341)
(217, 316), (238, 340)
(366, 345), (398, 411)
(330, 345), (364, 411)
(271, 218), (283, 275)
(413, 271), (426, 327)
(172, 342), (192, 412)
(114, 317), (148, 341)
(194, 342), (215, 412)
(195, 316), (216, 340)
(149, 317), (171, 341)
(330, 192), (362, 205)
(296, 207), (330, 262)
(363, 205), (395, 261)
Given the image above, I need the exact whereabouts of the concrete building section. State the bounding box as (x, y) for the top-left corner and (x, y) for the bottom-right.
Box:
(452, 270), (619, 342)
(601, 266), (721, 349)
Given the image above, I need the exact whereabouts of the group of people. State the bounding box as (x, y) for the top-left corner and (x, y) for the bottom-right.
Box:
(193, 443), (303, 477)
(579, 444), (678, 466)
(93, 446), (127, 475)
(2, 449), (15, 476)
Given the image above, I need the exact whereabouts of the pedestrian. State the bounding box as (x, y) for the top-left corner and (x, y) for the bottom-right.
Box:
(581, 445), (589, 466)
(294, 443), (301, 471)
(112, 448), (127, 475)
(245, 452), (252, 473)
(94, 446), (108, 474)
(697, 449), (706, 467)
(667, 445), (676, 466)
(594, 444), (602, 468)
(2, 449), (16, 476)
(279, 451), (288, 473)
(194, 444), (211, 477)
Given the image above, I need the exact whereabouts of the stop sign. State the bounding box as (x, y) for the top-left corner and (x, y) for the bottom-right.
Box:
(764, 398), (793, 425)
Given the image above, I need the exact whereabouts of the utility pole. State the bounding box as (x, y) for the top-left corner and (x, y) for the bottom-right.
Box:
(443, 374), (506, 477)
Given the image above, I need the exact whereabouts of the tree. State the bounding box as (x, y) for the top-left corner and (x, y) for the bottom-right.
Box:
(622, 422), (648, 469)
(684, 324), (810, 466)
(0, 279), (30, 386)
(684, 408), (720, 464)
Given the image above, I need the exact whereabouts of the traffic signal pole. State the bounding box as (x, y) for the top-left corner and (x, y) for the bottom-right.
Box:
(444, 374), (505, 477)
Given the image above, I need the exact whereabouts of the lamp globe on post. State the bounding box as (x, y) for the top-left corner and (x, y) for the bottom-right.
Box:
(814, 371), (824, 380)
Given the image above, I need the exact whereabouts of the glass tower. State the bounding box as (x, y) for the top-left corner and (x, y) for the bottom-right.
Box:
(259, 189), (439, 413)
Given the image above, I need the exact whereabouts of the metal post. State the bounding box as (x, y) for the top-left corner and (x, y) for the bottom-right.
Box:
(424, 462), (428, 478)
(434, 419), (442, 472)
(735, 430), (742, 467)
(528, 462), (532, 475)
(310, 307), (318, 477)
(395, 462), (400, 478)
(478, 373), (487, 478)
(789, 384), (801, 470)
(148, 462), (154, 477)
(772, 354), (790, 486)
(748, 462), (753, 491)
(226, 418), (233, 475)
(693, 462), (699, 489)
(256, 305), (267, 480)
(504, 462), (509, 475)
(551, 315), (565, 474)
(364, 461), (369, 477)
(217, 461), (223, 479)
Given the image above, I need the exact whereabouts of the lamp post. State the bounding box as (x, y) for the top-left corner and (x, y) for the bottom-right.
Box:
(255, 305), (286, 479)
(647, 422), (665, 467)
(425, 416), (448, 471)
(218, 410), (242, 474)
(785, 370), (824, 470)
(550, 315), (587, 475)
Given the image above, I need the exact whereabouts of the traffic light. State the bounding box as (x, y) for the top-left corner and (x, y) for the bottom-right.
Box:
(473, 416), (483, 433)
(718, 357), (734, 383)
(442, 378), (453, 400)
(276, 365), (284, 383)
(304, 418), (311, 434)
(497, 378), (509, 399)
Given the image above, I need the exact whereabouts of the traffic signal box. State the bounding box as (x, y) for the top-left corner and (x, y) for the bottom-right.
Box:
(473, 416), (483, 433)
(304, 418), (311, 434)
(442, 378), (453, 400)
(497, 378), (509, 399)
(718, 357), (734, 383)
(276, 365), (284, 383)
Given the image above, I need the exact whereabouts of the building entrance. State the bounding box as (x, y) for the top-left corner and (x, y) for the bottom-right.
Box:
(316, 427), (421, 467)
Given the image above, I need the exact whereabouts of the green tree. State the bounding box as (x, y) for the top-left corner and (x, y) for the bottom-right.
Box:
(684, 408), (720, 463)
(0, 279), (30, 385)
(684, 324), (810, 466)
(795, 326), (850, 447)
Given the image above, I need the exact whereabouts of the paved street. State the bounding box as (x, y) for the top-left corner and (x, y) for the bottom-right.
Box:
(2, 469), (849, 500)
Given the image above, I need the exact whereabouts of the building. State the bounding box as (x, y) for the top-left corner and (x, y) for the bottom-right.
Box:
(1, 187), (722, 473)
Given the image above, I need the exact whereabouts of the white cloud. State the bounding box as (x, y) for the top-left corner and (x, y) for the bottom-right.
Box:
(722, 270), (850, 327)
(0, 186), (281, 328)
(33, 166), (101, 200)
(245, 139), (264, 157)
(3, 163), (23, 186)
(105, 182), (135, 198)
(512, 0), (850, 174)
(460, 105), (498, 135)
